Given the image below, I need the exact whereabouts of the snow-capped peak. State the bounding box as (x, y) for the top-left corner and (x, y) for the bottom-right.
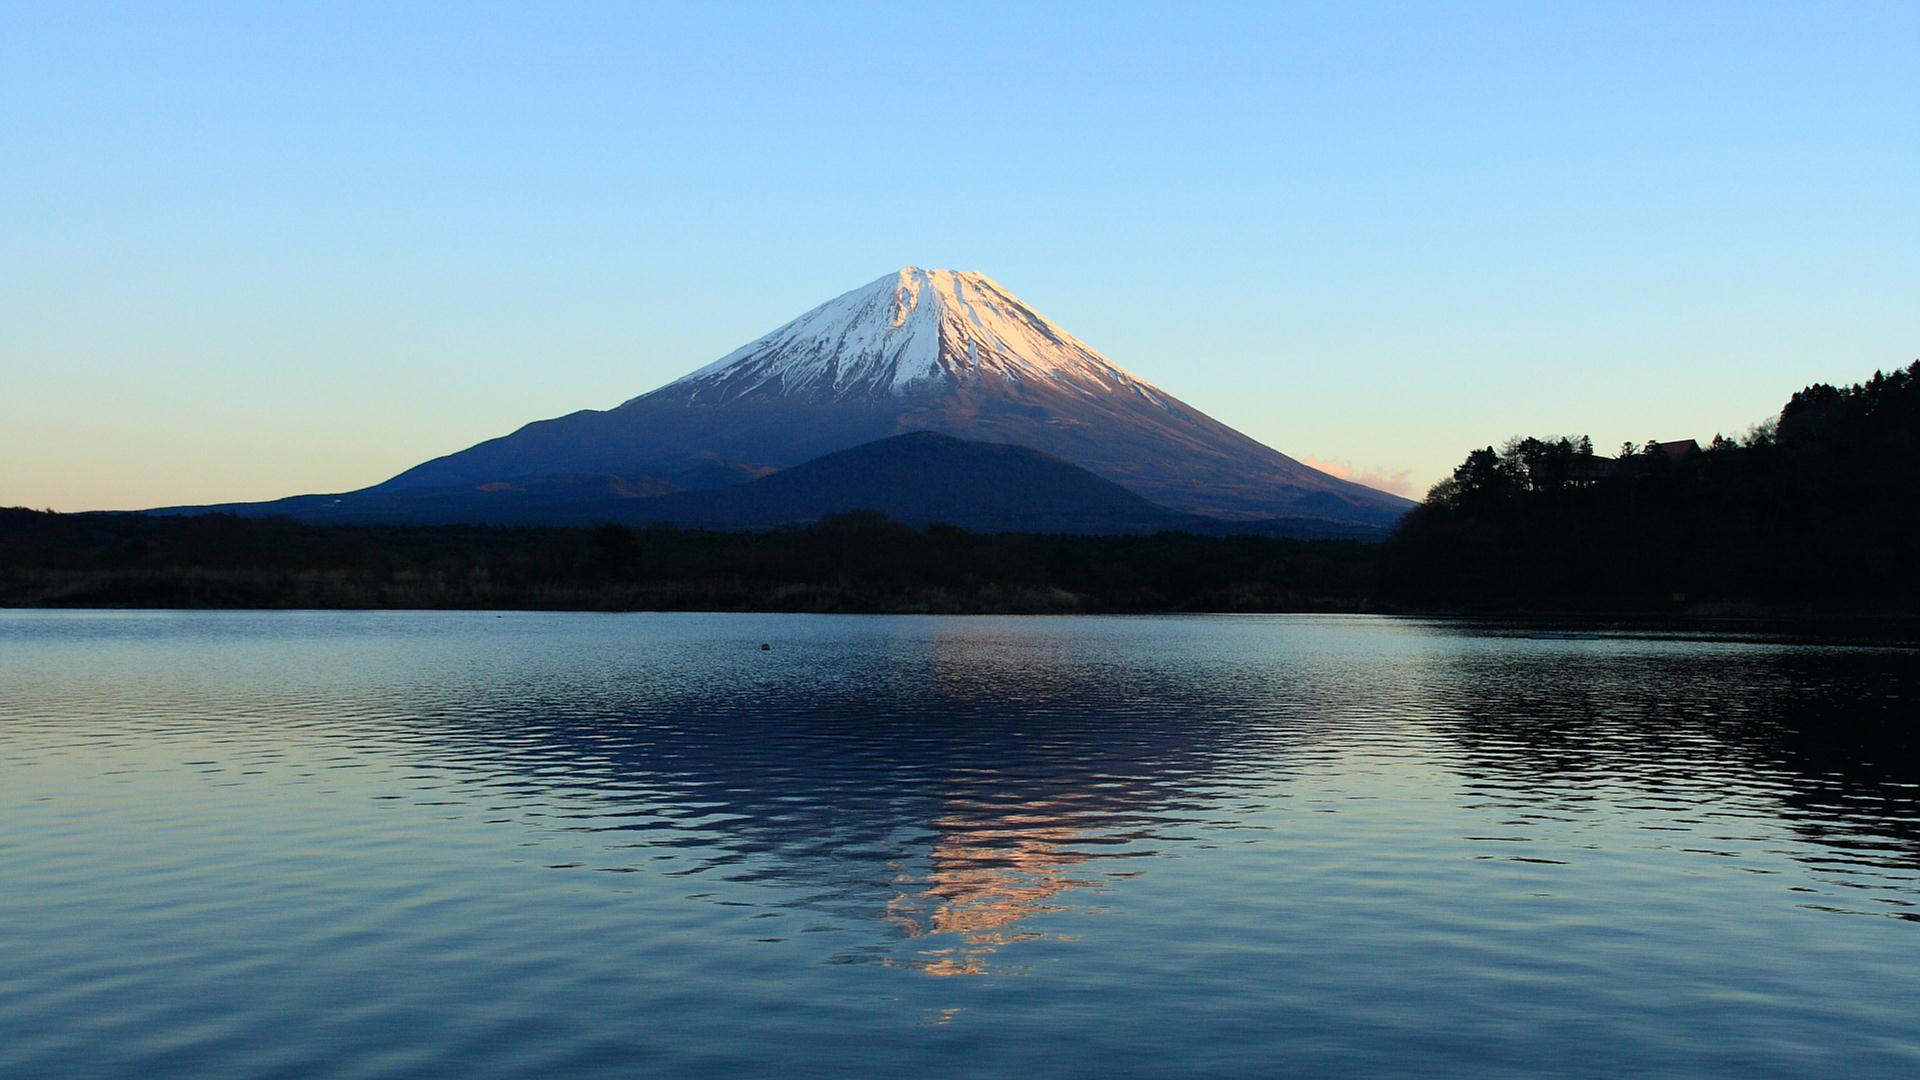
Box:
(663, 268), (1165, 404)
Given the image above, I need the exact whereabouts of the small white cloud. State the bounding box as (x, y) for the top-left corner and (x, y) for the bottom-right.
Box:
(1301, 456), (1417, 498)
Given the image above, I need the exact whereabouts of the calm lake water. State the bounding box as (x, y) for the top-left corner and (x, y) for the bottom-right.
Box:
(2, 611), (1917, 1078)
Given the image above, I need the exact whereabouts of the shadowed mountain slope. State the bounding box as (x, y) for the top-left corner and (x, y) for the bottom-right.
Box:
(153, 433), (1390, 537)
(591, 432), (1189, 532)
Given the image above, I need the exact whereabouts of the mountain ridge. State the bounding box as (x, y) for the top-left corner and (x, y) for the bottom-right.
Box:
(363, 267), (1412, 525)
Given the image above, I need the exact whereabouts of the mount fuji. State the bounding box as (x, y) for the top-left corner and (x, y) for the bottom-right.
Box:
(160, 268), (1413, 530)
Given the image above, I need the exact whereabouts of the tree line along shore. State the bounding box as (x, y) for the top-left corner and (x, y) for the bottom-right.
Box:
(5, 362), (1914, 617)
(0, 510), (1379, 614)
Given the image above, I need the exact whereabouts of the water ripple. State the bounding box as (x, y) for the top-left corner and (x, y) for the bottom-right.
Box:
(2, 611), (1917, 1078)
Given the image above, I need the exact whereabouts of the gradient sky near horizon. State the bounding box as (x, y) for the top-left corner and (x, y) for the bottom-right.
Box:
(4, 2), (1916, 511)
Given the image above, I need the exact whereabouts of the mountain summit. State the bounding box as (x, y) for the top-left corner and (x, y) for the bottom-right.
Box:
(369, 267), (1412, 525)
(666, 267), (1162, 402)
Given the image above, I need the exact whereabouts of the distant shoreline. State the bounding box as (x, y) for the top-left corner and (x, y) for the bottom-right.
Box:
(1, 509), (1380, 616)
(8, 595), (1918, 638)
(8, 509), (1915, 627)
(6, 602), (1918, 625)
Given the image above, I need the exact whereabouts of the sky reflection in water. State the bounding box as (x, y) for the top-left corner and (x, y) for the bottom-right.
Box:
(1, 612), (1916, 1077)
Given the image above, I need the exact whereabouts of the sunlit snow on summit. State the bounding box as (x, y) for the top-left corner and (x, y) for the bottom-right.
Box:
(669, 268), (1162, 404)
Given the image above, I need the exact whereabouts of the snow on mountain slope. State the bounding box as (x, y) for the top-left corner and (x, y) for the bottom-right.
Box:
(665, 268), (1169, 405)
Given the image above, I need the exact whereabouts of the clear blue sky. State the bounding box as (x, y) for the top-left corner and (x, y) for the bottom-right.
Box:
(4, 1), (1915, 510)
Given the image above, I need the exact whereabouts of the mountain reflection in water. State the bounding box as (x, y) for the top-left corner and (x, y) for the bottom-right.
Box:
(417, 623), (1291, 976)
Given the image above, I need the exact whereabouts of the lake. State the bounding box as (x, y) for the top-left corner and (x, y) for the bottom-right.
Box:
(2, 611), (1916, 1077)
